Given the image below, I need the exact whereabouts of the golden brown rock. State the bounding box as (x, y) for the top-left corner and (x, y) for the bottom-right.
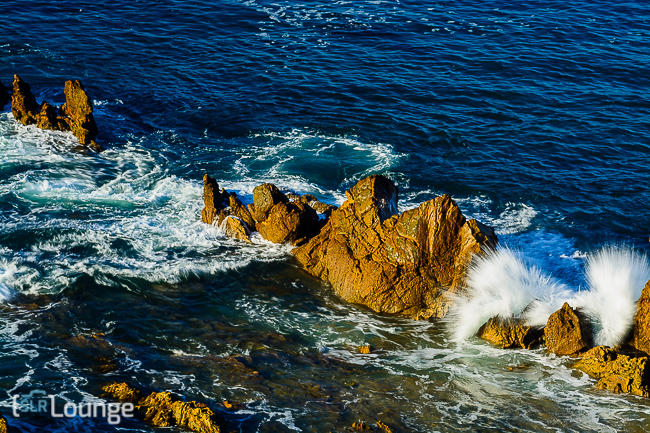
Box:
(301, 194), (337, 217)
(292, 175), (497, 316)
(0, 414), (8, 433)
(357, 345), (372, 354)
(201, 174), (225, 225)
(545, 302), (592, 356)
(102, 383), (222, 433)
(102, 382), (142, 403)
(632, 280), (650, 356)
(250, 183), (289, 223)
(228, 195), (256, 231)
(0, 81), (9, 108)
(11, 74), (39, 125)
(574, 346), (650, 397)
(257, 201), (319, 245)
(36, 102), (67, 131)
(478, 317), (543, 349)
(61, 79), (99, 146)
(220, 216), (252, 242)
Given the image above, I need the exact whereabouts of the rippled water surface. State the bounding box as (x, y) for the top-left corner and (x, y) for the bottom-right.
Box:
(1, 1), (650, 431)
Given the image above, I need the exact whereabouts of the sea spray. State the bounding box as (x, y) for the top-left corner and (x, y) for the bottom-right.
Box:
(448, 248), (572, 341)
(572, 246), (650, 347)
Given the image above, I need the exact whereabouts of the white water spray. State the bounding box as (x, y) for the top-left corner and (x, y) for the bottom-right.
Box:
(571, 246), (650, 347)
(448, 248), (572, 341)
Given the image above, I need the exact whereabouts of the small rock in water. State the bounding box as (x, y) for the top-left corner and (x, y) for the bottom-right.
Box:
(11, 74), (40, 125)
(478, 317), (543, 349)
(545, 302), (592, 356)
(357, 345), (372, 354)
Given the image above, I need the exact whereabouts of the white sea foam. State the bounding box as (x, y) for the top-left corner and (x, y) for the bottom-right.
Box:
(571, 246), (650, 347)
(447, 247), (573, 340)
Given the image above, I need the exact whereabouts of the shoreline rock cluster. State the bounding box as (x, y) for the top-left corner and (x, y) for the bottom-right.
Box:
(1, 75), (99, 150)
(102, 382), (222, 433)
(201, 173), (650, 399)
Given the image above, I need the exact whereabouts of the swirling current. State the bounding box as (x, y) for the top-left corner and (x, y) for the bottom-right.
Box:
(1, 1), (649, 432)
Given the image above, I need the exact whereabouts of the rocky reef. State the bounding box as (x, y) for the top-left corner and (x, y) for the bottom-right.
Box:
(201, 173), (497, 317)
(8, 74), (99, 150)
(199, 173), (650, 400)
(102, 382), (223, 433)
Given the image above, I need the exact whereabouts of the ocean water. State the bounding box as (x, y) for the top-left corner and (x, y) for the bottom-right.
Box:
(1, 0), (650, 431)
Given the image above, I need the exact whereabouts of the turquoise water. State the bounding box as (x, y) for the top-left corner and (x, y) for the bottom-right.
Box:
(1, 1), (650, 431)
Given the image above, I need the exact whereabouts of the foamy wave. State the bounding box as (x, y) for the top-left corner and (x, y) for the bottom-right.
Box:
(572, 246), (650, 347)
(447, 248), (572, 340)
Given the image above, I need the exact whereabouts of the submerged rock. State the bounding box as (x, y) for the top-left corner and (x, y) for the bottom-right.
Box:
(292, 175), (497, 316)
(0, 80), (9, 108)
(61, 79), (99, 146)
(632, 280), (650, 356)
(11, 74), (40, 125)
(478, 317), (543, 349)
(574, 346), (650, 397)
(102, 382), (223, 433)
(544, 303), (592, 356)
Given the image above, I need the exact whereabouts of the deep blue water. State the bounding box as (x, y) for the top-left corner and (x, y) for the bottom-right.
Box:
(1, 1), (650, 432)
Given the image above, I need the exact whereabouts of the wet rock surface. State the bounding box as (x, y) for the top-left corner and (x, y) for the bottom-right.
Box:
(478, 317), (543, 349)
(574, 346), (650, 397)
(632, 280), (650, 356)
(292, 174), (497, 316)
(102, 382), (223, 433)
(545, 303), (592, 356)
(9, 74), (99, 149)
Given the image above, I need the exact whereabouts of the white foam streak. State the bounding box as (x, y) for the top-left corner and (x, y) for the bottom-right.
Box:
(572, 246), (650, 347)
(448, 248), (572, 340)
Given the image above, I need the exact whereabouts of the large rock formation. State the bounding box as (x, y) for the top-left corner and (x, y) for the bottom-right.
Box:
(103, 382), (223, 433)
(10, 75), (99, 149)
(0, 80), (10, 108)
(11, 74), (39, 125)
(292, 175), (497, 317)
(632, 280), (650, 356)
(478, 317), (542, 349)
(545, 302), (592, 356)
(574, 346), (650, 397)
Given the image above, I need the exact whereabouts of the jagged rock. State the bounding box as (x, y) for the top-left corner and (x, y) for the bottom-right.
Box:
(292, 175), (497, 316)
(545, 302), (592, 356)
(102, 382), (142, 403)
(11, 74), (39, 125)
(478, 317), (543, 349)
(61, 79), (99, 146)
(257, 200), (319, 245)
(249, 183), (289, 223)
(220, 216), (251, 242)
(632, 280), (650, 356)
(102, 383), (222, 433)
(36, 101), (67, 131)
(228, 195), (256, 231)
(574, 346), (650, 397)
(0, 81), (9, 108)
(301, 194), (337, 217)
(201, 174), (226, 224)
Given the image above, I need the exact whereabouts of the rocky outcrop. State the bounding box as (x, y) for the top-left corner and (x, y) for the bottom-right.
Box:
(292, 175), (496, 317)
(632, 280), (650, 356)
(61, 79), (99, 146)
(0, 81), (10, 108)
(201, 176), (326, 245)
(10, 75), (99, 149)
(545, 303), (592, 356)
(574, 346), (650, 397)
(478, 317), (543, 349)
(102, 382), (223, 433)
(11, 74), (39, 125)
